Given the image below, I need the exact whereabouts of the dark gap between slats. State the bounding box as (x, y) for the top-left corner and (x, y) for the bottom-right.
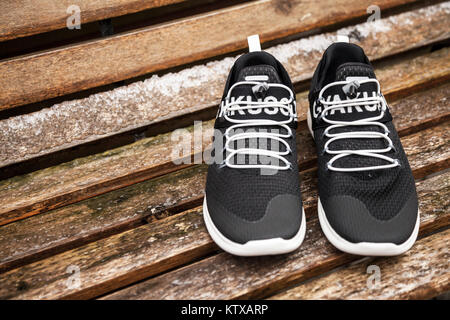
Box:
(0, 0), (440, 121)
(1, 118), (447, 273)
(264, 225), (450, 300)
(92, 246), (222, 300)
(0, 0), (255, 61)
(0, 42), (447, 181)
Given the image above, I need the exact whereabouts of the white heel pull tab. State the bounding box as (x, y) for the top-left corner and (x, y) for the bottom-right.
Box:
(336, 34), (349, 43)
(247, 34), (261, 52)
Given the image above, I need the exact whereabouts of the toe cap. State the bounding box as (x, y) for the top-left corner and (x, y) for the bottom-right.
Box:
(321, 192), (418, 244)
(205, 193), (303, 244)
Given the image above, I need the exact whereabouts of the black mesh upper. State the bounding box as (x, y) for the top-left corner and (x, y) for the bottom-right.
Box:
(309, 43), (418, 222)
(206, 154), (301, 222)
(314, 122), (416, 220)
(336, 62), (375, 80)
(205, 51), (302, 224)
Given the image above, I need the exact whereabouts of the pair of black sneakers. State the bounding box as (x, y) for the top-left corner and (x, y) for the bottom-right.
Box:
(203, 37), (419, 257)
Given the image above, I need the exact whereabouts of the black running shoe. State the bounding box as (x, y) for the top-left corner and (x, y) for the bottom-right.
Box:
(307, 43), (419, 256)
(203, 42), (305, 256)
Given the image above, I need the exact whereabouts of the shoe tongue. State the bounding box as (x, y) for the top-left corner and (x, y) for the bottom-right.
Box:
(321, 62), (379, 122)
(226, 64), (293, 123)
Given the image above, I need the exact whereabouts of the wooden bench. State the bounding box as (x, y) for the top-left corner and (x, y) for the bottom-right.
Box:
(0, 0), (448, 300)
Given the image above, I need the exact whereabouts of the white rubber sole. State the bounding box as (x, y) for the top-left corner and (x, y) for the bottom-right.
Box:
(318, 198), (420, 256)
(307, 108), (420, 256)
(306, 107), (314, 137)
(203, 198), (306, 256)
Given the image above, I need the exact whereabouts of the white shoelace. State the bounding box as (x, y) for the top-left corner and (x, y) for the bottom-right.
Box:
(220, 81), (296, 170)
(317, 79), (400, 172)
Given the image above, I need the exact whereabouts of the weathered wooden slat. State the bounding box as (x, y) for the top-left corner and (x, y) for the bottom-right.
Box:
(4, 93), (447, 272)
(0, 0), (432, 111)
(0, 126), (211, 225)
(1, 3), (448, 168)
(270, 229), (450, 300)
(389, 83), (450, 137)
(401, 122), (450, 178)
(0, 123), (448, 299)
(0, 0), (188, 41)
(102, 170), (450, 300)
(0, 165), (207, 273)
(1, 48), (449, 226)
(0, 206), (214, 300)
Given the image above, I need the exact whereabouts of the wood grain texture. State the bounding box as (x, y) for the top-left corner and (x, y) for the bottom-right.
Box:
(1, 48), (449, 226)
(0, 0), (424, 110)
(0, 123), (448, 299)
(270, 229), (450, 300)
(0, 206), (215, 300)
(101, 170), (450, 300)
(389, 83), (450, 137)
(401, 121), (450, 178)
(1, 3), (448, 168)
(0, 165), (207, 273)
(0, 0), (447, 303)
(0, 0), (187, 41)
